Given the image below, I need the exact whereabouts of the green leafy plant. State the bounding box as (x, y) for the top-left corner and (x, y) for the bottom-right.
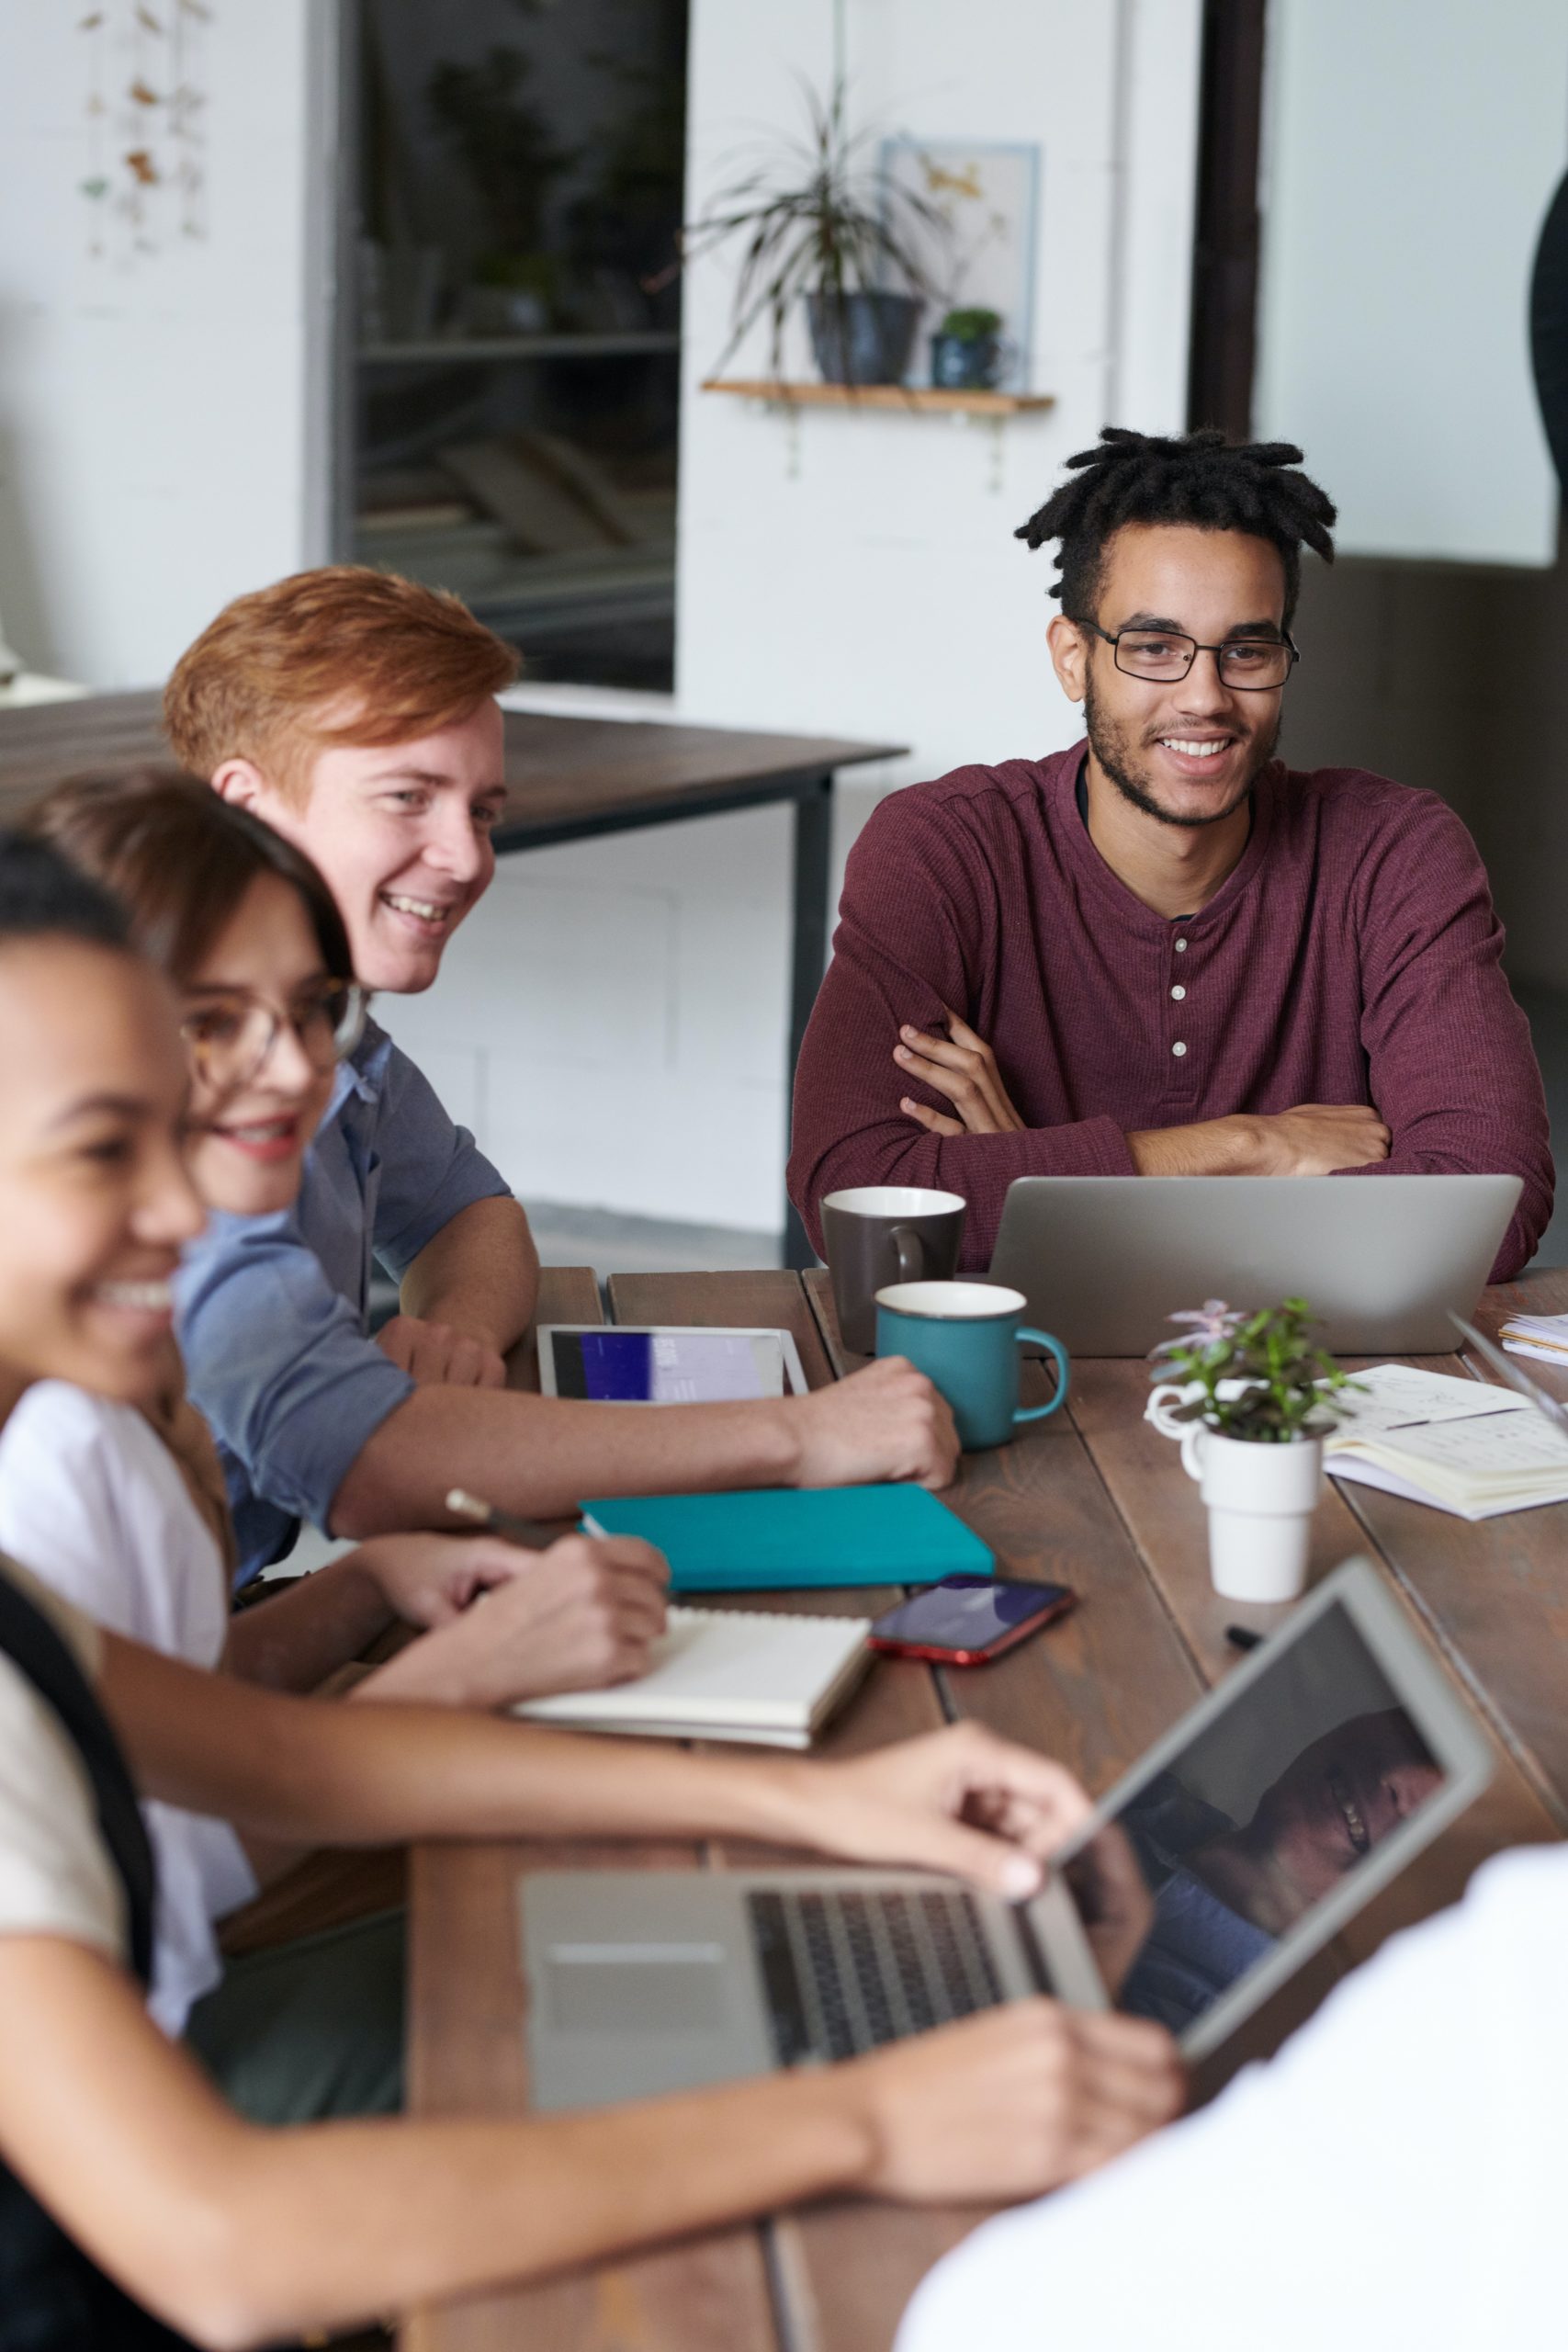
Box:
(656, 71), (950, 377)
(1148, 1298), (1362, 1445)
(937, 305), (1002, 342)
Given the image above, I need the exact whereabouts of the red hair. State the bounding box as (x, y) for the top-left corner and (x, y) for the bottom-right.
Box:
(164, 566), (520, 799)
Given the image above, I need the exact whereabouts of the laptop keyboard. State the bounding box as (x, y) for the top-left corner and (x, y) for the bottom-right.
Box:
(746, 1885), (1006, 2065)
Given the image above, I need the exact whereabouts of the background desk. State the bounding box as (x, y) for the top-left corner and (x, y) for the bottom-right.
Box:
(402, 1262), (1568, 2352)
(0, 692), (901, 1266)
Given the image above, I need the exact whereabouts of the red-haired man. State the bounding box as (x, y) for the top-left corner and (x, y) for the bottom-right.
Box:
(167, 569), (956, 1582)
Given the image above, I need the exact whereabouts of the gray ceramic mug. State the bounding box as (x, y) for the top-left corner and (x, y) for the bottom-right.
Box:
(819, 1185), (967, 1354)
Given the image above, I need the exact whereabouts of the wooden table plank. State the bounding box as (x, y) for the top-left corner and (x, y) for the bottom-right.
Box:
(0, 690), (899, 827)
(1320, 1268), (1568, 1821)
(406, 1272), (785, 2352)
(794, 1276), (1251, 2347)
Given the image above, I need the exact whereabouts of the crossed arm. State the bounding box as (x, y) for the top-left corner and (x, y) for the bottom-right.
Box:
(893, 1010), (1391, 1177)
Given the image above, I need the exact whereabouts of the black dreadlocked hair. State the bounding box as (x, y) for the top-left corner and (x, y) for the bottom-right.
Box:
(1015, 426), (1337, 628)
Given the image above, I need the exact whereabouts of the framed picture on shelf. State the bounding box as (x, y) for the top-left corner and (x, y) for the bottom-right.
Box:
(879, 139), (1042, 390)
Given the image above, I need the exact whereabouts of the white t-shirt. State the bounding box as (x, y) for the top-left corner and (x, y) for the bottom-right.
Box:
(0, 1384), (255, 2033)
(0, 1554), (123, 1961)
(896, 1842), (1568, 2352)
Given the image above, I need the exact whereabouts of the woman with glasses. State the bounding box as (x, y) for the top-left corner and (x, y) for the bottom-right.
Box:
(0, 772), (668, 2120)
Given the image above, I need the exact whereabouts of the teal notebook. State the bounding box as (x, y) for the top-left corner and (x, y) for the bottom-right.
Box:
(578, 1486), (994, 1593)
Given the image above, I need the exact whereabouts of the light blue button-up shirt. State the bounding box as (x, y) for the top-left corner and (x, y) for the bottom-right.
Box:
(175, 1019), (513, 1584)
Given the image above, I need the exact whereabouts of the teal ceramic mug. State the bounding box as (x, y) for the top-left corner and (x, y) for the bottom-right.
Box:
(874, 1281), (1070, 1451)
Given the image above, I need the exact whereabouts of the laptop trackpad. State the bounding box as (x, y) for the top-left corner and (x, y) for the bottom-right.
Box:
(545, 1942), (725, 2033)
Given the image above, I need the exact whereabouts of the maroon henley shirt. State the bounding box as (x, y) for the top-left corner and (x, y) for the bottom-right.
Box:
(787, 743), (1553, 1283)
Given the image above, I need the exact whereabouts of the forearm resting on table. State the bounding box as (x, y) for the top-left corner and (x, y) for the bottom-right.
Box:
(220, 1553), (393, 1691)
(399, 1193), (539, 1350)
(1127, 1117), (1257, 1176)
(101, 1632), (819, 1852)
(328, 1382), (799, 1538)
(0, 1938), (878, 2350)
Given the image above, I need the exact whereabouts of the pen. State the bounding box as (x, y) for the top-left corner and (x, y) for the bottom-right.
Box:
(1224, 1623), (1264, 1652)
(446, 1487), (558, 1552)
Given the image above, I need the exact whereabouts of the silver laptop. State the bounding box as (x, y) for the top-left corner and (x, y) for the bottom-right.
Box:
(519, 1557), (1492, 2105)
(987, 1173), (1521, 1356)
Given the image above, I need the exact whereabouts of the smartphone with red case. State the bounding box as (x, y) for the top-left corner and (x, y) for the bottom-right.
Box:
(867, 1575), (1077, 1666)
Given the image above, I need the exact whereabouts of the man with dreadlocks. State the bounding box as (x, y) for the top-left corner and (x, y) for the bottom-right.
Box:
(788, 426), (1551, 1280)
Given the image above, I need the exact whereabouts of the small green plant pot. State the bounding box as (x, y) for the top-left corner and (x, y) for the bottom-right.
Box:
(929, 331), (1003, 390)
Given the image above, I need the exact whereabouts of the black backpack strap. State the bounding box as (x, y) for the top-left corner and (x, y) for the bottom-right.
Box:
(0, 1569), (192, 2349)
(0, 1573), (153, 1984)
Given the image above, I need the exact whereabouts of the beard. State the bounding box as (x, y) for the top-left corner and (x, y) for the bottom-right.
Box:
(1084, 672), (1280, 831)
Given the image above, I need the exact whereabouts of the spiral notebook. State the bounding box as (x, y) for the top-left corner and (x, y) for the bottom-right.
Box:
(512, 1605), (873, 1748)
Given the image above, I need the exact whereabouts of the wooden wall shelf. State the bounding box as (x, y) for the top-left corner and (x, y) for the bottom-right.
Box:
(701, 379), (1055, 417)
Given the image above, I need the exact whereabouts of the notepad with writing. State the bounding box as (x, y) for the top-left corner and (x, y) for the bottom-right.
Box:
(513, 1606), (872, 1747)
(578, 1485), (995, 1591)
(1325, 1363), (1568, 1520)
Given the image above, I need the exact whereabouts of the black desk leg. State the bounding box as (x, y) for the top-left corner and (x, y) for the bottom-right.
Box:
(784, 772), (834, 1271)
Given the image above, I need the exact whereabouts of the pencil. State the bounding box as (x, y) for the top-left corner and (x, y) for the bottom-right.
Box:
(446, 1488), (558, 1552)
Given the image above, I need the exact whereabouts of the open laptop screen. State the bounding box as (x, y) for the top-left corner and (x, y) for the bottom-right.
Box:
(1059, 1599), (1446, 2041)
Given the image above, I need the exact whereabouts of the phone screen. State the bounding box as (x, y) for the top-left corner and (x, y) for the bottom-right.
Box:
(870, 1577), (1075, 1655)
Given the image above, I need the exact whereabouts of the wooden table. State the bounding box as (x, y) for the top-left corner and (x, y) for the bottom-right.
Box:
(0, 693), (901, 1267)
(401, 1262), (1568, 2352)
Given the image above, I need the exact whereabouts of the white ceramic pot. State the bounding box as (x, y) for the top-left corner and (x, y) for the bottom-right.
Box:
(1176, 1426), (1324, 1603)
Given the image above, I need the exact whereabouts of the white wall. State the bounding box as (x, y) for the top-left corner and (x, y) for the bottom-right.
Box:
(0, 0), (328, 684)
(382, 0), (1202, 1236)
(675, 0), (1201, 778)
(1255, 0), (1568, 567)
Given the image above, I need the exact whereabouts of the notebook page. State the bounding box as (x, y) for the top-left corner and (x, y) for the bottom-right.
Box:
(1324, 1363), (1529, 1441)
(513, 1607), (871, 1733)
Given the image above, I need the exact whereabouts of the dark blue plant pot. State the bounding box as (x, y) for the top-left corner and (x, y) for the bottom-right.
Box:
(806, 290), (921, 386)
(929, 332), (1003, 390)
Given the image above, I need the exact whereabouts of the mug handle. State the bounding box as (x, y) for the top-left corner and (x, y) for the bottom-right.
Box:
(890, 1223), (926, 1283)
(1145, 1381), (1193, 1441)
(1012, 1329), (1069, 1422)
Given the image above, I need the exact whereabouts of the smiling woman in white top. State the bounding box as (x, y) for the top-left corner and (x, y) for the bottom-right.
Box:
(1, 775), (675, 2098)
(0, 825), (1180, 2348)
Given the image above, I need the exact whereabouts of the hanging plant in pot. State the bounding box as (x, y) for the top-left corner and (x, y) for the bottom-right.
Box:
(656, 74), (949, 388)
(1145, 1300), (1364, 1605)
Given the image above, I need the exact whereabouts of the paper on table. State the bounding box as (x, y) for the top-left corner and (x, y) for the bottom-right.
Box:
(1499, 1309), (1568, 1364)
(1329, 1405), (1568, 1521)
(1326, 1454), (1528, 1521)
(1359, 1413), (1568, 1476)
(1321, 1363), (1529, 1441)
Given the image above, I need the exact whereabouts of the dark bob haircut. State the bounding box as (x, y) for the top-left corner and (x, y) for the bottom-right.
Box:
(28, 768), (355, 989)
(0, 828), (133, 956)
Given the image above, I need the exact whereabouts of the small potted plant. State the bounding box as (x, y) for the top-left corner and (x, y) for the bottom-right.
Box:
(930, 305), (1006, 390)
(1145, 1300), (1361, 1603)
(660, 73), (947, 387)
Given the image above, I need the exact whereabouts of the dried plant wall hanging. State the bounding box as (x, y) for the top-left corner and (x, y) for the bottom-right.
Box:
(79, 0), (212, 262)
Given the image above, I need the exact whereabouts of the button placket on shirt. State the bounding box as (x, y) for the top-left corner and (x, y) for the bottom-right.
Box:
(1166, 928), (1198, 1102)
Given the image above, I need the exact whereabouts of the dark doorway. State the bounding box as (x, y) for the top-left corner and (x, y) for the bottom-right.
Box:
(346, 0), (688, 689)
(1187, 0), (1267, 438)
